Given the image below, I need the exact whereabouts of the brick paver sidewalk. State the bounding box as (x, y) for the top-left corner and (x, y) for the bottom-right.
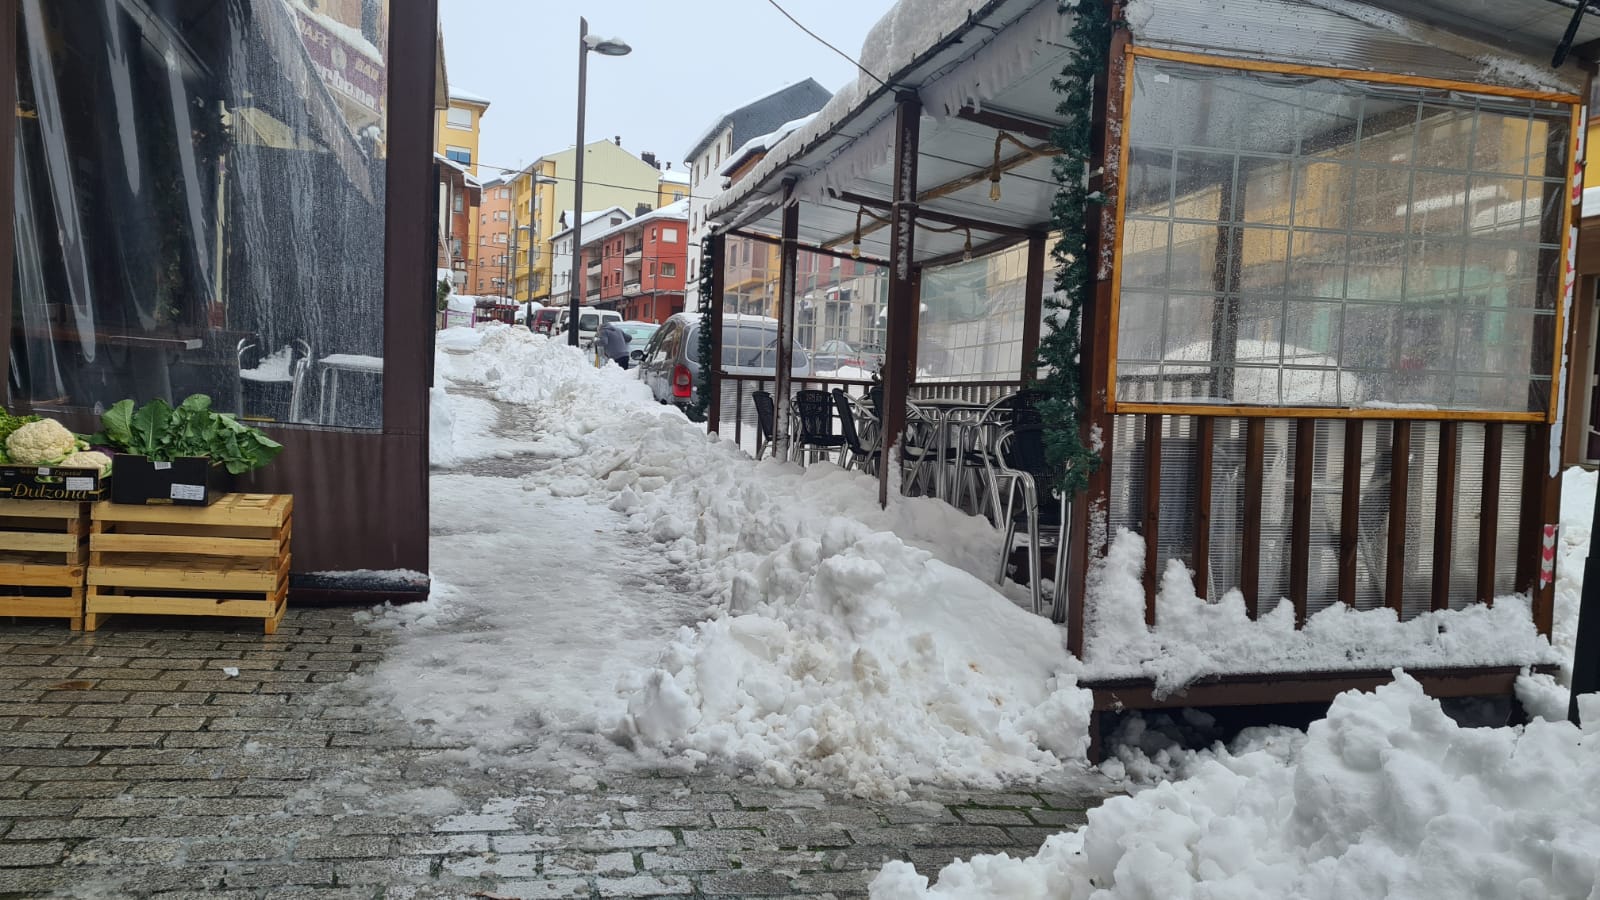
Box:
(0, 610), (1109, 899)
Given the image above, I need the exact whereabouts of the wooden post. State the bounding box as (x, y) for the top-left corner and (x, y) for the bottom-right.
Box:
(1242, 418), (1265, 618)
(773, 185), (800, 461)
(878, 91), (922, 509)
(1021, 233), (1047, 383)
(1432, 421), (1458, 611)
(1141, 415), (1162, 624)
(1067, 8), (1129, 657)
(707, 232), (726, 434)
(1339, 419), (1363, 607)
(1519, 424), (1560, 636)
(1193, 416), (1214, 599)
(1479, 421), (1503, 606)
(1386, 421), (1411, 615)
(1290, 419), (1314, 626)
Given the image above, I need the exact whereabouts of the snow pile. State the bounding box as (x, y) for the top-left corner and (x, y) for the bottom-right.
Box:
(435, 325), (486, 353)
(871, 673), (1600, 899)
(434, 328), (1094, 795)
(1081, 530), (1560, 695)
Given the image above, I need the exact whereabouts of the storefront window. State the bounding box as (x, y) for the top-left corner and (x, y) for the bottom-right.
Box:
(12, 0), (389, 428)
(1116, 59), (1571, 414)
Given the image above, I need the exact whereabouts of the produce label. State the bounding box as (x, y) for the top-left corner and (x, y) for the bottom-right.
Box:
(170, 483), (206, 502)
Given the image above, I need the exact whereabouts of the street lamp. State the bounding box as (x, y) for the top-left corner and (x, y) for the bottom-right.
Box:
(568, 17), (631, 346)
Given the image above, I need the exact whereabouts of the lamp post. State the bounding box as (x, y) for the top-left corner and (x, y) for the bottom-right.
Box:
(568, 17), (631, 346)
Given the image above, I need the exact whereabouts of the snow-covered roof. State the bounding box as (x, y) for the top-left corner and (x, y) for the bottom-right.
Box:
(683, 79), (832, 164)
(718, 113), (818, 178)
(449, 88), (491, 106)
(659, 170), (692, 186)
(550, 207), (632, 243)
(579, 200), (690, 248)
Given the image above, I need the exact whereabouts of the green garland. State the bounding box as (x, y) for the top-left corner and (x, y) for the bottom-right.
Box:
(684, 235), (717, 423)
(1037, 0), (1112, 496)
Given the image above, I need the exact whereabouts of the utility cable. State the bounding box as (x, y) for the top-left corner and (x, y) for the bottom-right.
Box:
(762, 0), (886, 87)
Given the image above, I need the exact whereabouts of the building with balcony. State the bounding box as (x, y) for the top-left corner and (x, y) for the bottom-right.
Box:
(684, 79), (832, 305)
(549, 207), (631, 307)
(472, 176), (514, 297)
(577, 201), (689, 323)
(505, 139), (665, 302)
(435, 153), (479, 293)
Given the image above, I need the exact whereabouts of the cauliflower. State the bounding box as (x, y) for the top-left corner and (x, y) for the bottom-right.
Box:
(58, 450), (112, 474)
(5, 418), (78, 465)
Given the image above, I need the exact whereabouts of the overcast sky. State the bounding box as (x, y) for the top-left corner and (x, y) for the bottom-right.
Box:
(437, 0), (896, 178)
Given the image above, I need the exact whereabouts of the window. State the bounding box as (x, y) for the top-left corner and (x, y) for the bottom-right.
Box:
(650, 227), (657, 241)
(662, 263), (677, 278)
(1113, 58), (1570, 415)
(445, 145), (471, 166)
(499, 188), (509, 199)
(452, 194), (463, 213)
(446, 105), (472, 129)
(496, 210), (508, 221)
(663, 228), (678, 243)
(496, 234), (508, 244)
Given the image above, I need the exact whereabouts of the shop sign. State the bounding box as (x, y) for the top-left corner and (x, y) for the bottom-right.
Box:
(293, 8), (386, 119)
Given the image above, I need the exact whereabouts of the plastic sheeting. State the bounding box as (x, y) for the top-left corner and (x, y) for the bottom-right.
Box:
(11, 0), (388, 428)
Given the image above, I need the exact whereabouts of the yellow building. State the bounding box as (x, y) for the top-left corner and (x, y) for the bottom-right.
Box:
(516, 140), (663, 301)
(435, 88), (489, 176)
(659, 170), (690, 209)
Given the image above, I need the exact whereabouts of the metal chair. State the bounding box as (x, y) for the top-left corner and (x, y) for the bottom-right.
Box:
(832, 388), (879, 474)
(791, 389), (848, 465)
(985, 405), (1071, 619)
(751, 390), (777, 460)
(236, 338), (312, 423)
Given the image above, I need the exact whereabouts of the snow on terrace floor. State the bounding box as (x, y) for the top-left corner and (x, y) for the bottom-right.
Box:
(379, 326), (1101, 799)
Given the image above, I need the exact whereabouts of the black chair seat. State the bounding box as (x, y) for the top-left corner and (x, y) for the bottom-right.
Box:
(799, 434), (849, 448)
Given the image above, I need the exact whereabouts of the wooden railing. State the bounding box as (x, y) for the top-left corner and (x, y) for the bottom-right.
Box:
(1109, 411), (1552, 637)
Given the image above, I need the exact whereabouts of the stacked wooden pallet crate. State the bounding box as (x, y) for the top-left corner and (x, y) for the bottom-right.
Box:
(0, 500), (91, 630)
(85, 494), (293, 634)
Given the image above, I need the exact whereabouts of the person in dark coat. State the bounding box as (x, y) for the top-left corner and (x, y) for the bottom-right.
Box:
(597, 321), (632, 369)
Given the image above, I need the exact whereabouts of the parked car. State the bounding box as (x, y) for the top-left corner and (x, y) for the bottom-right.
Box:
(637, 313), (810, 409)
(554, 307), (622, 349)
(616, 320), (659, 348)
(812, 339), (884, 375)
(528, 307), (561, 335)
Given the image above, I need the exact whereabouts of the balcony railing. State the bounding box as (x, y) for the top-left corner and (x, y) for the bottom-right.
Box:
(623, 279), (641, 296)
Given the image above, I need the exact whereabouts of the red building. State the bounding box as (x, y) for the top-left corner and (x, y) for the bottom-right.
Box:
(435, 153), (479, 292)
(578, 200), (688, 323)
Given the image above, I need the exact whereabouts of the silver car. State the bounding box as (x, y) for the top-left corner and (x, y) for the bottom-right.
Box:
(636, 313), (811, 409)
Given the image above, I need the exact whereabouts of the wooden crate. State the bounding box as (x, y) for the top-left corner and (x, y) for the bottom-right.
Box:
(0, 499), (89, 629)
(87, 493), (292, 634)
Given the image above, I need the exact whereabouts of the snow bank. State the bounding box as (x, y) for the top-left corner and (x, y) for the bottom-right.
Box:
(1519, 466), (1595, 719)
(435, 325), (486, 352)
(871, 673), (1600, 899)
(437, 327), (1094, 796)
(1081, 530), (1560, 696)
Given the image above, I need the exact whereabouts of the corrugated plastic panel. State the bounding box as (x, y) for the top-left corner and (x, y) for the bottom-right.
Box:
(1209, 417), (1248, 600)
(1306, 420), (1344, 617)
(1127, 0), (1584, 95)
(1257, 420), (1295, 609)
(1402, 422), (1441, 621)
(1497, 428), (1527, 597)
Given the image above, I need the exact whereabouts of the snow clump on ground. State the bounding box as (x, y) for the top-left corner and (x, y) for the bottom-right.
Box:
(871, 673), (1600, 899)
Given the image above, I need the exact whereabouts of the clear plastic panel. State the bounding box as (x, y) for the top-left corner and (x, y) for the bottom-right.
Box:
(918, 244), (1028, 383)
(1117, 59), (1571, 413)
(12, 0), (390, 427)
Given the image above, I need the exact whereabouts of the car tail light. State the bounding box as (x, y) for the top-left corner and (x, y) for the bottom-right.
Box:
(672, 364), (692, 399)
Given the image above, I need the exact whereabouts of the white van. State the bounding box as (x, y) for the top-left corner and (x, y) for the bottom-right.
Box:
(554, 307), (622, 349)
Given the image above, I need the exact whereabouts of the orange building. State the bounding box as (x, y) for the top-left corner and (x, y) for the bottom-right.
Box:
(474, 176), (514, 297)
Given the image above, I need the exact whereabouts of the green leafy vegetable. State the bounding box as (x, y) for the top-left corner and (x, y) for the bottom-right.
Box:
(99, 394), (283, 474)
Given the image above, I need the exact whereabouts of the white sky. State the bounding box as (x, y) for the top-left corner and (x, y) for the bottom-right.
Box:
(437, 0), (896, 179)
